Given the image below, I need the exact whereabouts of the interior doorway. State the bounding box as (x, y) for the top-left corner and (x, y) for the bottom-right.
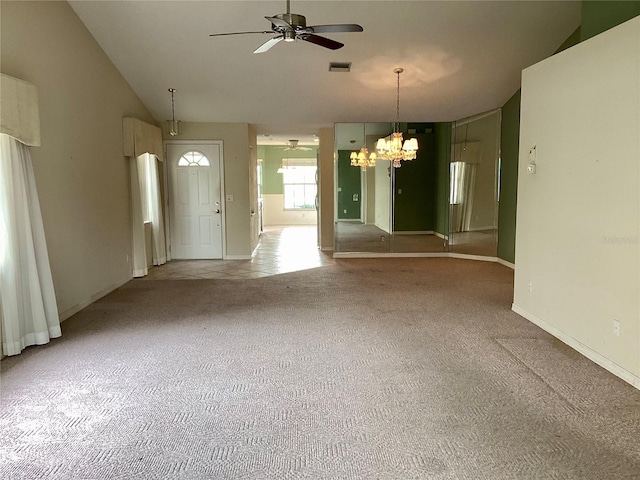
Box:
(257, 140), (318, 251)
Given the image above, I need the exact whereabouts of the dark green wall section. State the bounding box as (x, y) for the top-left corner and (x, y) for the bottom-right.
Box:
(434, 123), (451, 236)
(555, 27), (581, 54)
(337, 150), (362, 220)
(581, 1), (640, 41)
(498, 90), (521, 264)
(258, 145), (317, 195)
(393, 133), (437, 232)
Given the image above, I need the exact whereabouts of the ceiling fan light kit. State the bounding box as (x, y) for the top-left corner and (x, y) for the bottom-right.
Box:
(209, 0), (363, 54)
(282, 140), (312, 151)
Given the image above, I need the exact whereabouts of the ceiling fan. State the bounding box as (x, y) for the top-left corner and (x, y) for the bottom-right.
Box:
(281, 140), (312, 151)
(209, 0), (363, 54)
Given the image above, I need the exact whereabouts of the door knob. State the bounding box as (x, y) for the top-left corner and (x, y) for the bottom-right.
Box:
(214, 209), (221, 214)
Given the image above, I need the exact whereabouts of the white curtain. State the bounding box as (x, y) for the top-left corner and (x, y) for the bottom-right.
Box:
(129, 156), (147, 277)
(137, 153), (166, 266)
(131, 153), (166, 277)
(0, 134), (60, 356)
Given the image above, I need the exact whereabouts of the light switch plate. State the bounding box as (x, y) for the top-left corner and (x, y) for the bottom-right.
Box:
(226, 194), (234, 202)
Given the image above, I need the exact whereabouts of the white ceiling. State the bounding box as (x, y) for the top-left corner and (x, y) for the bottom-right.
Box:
(69, 0), (581, 145)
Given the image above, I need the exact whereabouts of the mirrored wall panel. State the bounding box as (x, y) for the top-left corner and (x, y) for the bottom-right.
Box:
(449, 109), (501, 257)
(335, 113), (501, 257)
(334, 122), (450, 254)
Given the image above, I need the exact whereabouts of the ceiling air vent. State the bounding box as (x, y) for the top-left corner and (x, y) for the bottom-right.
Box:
(329, 62), (352, 73)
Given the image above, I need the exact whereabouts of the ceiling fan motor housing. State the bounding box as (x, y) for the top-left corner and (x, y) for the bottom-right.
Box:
(273, 13), (307, 30)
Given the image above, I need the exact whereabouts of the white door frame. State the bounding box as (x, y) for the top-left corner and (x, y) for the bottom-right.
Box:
(163, 140), (226, 259)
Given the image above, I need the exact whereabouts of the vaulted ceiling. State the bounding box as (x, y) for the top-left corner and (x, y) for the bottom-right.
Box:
(69, 1), (581, 144)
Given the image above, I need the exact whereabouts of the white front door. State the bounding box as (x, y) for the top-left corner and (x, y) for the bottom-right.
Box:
(167, 143), (223, 259)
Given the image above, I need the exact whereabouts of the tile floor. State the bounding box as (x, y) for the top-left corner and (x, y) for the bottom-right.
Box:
(142, 225), (334, 280)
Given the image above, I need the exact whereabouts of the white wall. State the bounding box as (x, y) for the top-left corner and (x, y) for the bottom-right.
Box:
(1, 1), (156, 320)
(513, 17), (640, 387)
(375, 159), (391, 233)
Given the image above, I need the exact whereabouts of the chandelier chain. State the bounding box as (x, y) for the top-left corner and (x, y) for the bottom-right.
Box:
(396, 70), (401, 133)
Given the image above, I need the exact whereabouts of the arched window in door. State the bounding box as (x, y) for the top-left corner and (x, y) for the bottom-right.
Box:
(178, 151), (210, 167)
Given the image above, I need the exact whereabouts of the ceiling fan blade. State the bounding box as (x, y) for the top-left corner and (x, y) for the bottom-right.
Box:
(254, 36), (284, 54)
(265, 16), (292, 29)
(209, 31), (271, 37)
(301, 34), (343, 50)
(307, 24), (364, 33)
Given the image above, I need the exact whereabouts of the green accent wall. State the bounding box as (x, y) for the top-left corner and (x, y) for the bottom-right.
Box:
(434, 123), (451, 237)
(581, 1), (640, 41)
(337, 150), (362, 220)
(258, 145), (317, 195)
(497, 90), (521, 264)
(393, 133), (437, 231)
(555, 27), (581, 54)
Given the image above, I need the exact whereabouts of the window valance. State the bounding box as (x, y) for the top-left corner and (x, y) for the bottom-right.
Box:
(122, 117), (163, 161)
(0, 74), (41, 147)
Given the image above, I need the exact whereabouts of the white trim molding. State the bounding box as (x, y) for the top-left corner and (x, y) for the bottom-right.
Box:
(497, 258), (515, 269)
(512, 304), (640, 391)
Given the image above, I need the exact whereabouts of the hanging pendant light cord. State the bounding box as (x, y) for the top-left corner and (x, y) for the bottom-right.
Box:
(395, 69), (401, 133)
(169, 88), (176, 123)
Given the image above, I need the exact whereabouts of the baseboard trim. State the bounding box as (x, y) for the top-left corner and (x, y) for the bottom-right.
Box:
(332, 252), (503, 262)
(393, 230), (435, 235)
(449, 253), (498, 263)
(497, 258), (515, 269)
(225, 254), (252, 260)
(333, 252), (450, 259)
(511, 304), (640, 391)
(434, 232), (449, 241)
(59, 277), (132, 322)
(320, 246), (334, 252)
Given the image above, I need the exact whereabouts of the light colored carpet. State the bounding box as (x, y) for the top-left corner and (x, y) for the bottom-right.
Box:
(1, 258), (639, 479)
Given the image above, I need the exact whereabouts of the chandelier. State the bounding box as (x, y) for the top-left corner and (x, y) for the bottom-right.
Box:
(167, 88), (181, 136)
(350, 124), (376, 170)
(375, 68), (418, 168)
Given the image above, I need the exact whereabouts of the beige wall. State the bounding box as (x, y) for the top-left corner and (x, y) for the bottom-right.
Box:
(262, 195), (318, 226)
(318, 128), (334, 251)
(248, 124), (259, 253)
(514, 17), (640, 387)
(1, 1), (156, 319)
(163, 122), (254, 259)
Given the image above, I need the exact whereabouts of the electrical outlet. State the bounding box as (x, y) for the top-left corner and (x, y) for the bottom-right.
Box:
(613, 320), (620, 336)
(527, 281), (533, 293)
